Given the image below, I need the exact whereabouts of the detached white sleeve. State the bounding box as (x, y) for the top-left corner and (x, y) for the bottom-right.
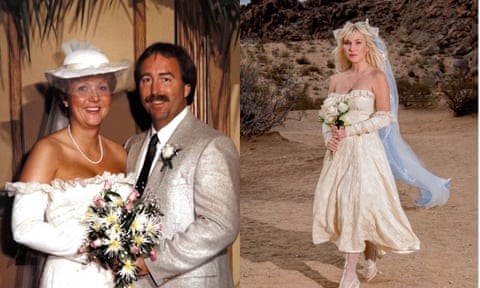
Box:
(345, 111), (394, 136)
(9, 183), (87, 263)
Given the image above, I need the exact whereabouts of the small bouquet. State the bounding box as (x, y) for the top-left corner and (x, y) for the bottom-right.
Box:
(318, 99), (350, 160)
(83, 181), (163, 288)
(318, 99), (350, 128)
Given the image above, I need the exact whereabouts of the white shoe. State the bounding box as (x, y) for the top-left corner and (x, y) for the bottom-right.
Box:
(363, 259), (378, 282)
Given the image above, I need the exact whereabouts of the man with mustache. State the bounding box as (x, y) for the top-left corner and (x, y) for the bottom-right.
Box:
(124, 42), (240, 288)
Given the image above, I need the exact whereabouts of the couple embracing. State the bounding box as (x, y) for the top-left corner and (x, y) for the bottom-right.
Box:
(6, 42), (239, 288)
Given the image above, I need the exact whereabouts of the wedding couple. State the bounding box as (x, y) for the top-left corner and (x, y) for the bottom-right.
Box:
(6, 41), (239, 288)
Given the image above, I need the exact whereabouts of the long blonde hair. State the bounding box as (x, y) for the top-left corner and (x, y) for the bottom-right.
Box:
(333, 20), (385, 72)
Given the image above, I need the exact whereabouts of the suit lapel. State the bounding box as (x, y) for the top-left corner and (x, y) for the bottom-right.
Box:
(144, 111), (198, 196)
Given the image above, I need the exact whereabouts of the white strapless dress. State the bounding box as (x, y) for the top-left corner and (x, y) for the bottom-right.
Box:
(312, 90), (420, 255)
(6, 172), (135, 288)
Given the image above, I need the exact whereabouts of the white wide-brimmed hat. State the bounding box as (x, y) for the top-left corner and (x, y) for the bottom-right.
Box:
(45, 41), (130, 91)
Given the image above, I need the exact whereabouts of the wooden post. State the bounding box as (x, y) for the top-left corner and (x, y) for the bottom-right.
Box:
(133, 0), (146, 60)
(132, 0), (147, 132)
(175, 1), (207, 123)
(207, 43), (231, 136)
(6, 12), (25, 178)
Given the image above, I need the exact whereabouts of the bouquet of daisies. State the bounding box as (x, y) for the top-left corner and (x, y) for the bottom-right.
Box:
(83, 181), (163, 288)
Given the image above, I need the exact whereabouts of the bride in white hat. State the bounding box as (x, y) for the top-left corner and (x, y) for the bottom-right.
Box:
(6, 41), (134, 288)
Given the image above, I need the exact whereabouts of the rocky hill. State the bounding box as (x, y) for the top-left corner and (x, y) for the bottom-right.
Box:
(240, 0), (478, 116)
(241, 0), (477, 63)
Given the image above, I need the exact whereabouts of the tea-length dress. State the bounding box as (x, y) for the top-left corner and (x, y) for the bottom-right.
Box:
(312, 89), (420, 255)
(6, 172), (135, 288)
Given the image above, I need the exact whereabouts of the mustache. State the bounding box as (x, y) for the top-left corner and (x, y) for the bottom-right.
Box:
(144, 94), (169, 103)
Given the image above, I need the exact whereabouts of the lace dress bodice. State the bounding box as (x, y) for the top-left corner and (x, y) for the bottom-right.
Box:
(324, 89), (376, 123)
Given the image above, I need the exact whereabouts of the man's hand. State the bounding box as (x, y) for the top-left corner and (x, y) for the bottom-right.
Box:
(134, 257), (150, 276)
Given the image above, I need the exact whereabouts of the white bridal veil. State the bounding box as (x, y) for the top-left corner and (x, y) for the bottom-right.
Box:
(374, 35), (451, 208)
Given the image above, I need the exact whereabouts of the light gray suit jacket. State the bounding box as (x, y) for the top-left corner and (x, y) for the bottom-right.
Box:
(125, 111), (240, 288)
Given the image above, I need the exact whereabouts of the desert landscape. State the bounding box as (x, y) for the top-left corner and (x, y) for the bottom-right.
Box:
(239, 1), (477, 287)
(240, 108), (477, 288)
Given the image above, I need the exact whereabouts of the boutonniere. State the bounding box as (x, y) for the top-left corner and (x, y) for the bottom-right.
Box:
(160, 144), (182, 171)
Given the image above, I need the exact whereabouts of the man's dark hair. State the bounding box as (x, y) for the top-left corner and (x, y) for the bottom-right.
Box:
(134, 42), (197, 105)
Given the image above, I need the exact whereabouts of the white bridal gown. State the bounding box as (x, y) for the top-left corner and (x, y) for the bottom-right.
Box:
(6, 172), (135, 288)
(312, 89), (420, 255)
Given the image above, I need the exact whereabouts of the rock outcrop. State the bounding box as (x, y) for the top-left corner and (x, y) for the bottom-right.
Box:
(240, 0), (477, 60)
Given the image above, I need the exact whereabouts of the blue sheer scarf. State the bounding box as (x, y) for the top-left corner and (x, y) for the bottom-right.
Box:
(375, 37), (451, 208)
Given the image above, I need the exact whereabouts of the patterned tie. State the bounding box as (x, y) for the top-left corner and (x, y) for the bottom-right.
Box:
(135, 135), (159, 196)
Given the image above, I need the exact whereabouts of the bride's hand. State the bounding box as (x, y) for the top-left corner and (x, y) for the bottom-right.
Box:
(331, 126), (346, 139)
(77, 245), (88, 255)
(327, 138), (340, 152)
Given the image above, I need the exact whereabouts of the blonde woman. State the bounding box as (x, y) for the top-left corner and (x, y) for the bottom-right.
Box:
(312, 21), (423, 288)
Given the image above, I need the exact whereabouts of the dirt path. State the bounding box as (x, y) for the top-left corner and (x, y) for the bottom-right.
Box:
(240, 108), (477, 288)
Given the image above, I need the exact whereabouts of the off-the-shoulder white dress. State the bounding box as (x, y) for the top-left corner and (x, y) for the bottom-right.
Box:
(6, 172), (135, 288)
(312, 90), (420, 255)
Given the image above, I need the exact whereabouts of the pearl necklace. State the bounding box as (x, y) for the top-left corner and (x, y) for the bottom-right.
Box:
(67, 125), (104, 164)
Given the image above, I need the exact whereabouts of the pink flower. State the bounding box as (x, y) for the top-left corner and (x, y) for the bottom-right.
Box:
(128, 190), (140, 202)
(90, 239), (103, 248)
(126, 201), (134, 211)
(125, 190), (140, 211)
(155, 223), (163, 232)
(95, 198), (106, 208)
(130, 246), (140, 255)
(149, 249), (158, 261)
(104, 180), (111, 190)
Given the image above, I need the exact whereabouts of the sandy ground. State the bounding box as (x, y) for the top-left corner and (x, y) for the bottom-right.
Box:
(239, 107), (477, 288)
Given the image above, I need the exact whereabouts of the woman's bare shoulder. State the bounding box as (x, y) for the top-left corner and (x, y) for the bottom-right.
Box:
(329, 72), (346, 82)
(32, 131), (67, 155)
(19, 132), (67, 182)
(371, 68), (387, 80)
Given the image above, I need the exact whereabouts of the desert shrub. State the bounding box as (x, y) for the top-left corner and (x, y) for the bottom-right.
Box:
(272, 48), (280, 57)
(437, 58), (446, 73)
(246, 50), (255, 59)
(300, 65), (321, 76)
(292, 44), (303, 53)
(280, 50), (290, 58)
(257, 53), (269, 64)
(254, 42), (265, 52)
(326, 59), (335, 69)
(441, 72), (478, 117)
(398, 47), (408, 56)
(292, 84), (323, 110)
(397, 78), (437, 108)
(265, 62), (292, 86)
(296, 56), (311, 65)
(240, 61), (304, 136)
